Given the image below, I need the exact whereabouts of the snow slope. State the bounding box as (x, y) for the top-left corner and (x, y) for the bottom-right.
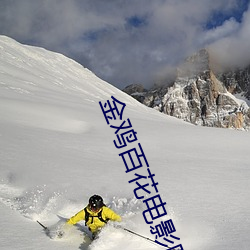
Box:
(0, 36), (250, 250)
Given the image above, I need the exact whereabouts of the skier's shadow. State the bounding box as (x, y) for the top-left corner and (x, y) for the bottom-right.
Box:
(74, 224), (93, 250)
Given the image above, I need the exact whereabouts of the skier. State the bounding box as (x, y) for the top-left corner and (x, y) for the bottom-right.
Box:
(66, 194), (122, 239)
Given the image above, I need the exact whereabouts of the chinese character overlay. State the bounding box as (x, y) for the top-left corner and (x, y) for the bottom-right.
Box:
(119, 143), (149, 173)
(99, 96), (126, 125)
(99, 96), (183, 249)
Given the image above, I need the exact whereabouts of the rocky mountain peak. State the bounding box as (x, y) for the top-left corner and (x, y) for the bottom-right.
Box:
(177, 49), (210, 78)
(123, 49), (250, 130)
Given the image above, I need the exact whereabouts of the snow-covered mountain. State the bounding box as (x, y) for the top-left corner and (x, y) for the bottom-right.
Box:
(124, 49), (250, 130)
(0, 36), (250, 250)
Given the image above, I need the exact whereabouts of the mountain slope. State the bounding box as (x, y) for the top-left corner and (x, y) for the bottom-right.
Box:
(0, 36), (250, 250)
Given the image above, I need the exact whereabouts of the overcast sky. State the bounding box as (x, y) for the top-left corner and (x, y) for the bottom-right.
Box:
(0, 0), (249, 89)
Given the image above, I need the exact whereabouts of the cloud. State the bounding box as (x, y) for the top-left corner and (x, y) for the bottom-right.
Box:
(0, 0), (249, 89)
(200, 18), (240, 45)
(208, 4), (250, 69)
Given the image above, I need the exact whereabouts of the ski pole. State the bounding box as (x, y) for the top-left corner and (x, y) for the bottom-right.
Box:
(122, 227), (181, 250)
(123, 227), (156, 244)
(37, 220), (47, 230)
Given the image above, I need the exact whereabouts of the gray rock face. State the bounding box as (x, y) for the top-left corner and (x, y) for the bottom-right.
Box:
(218, 66), (250, 99)
(123, 49), (250, 130)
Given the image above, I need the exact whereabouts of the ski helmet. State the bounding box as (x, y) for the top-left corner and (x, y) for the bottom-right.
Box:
(89, 195), (104, 211)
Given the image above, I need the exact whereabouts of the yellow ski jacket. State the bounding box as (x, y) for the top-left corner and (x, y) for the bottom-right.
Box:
(67, 206), (121, 233)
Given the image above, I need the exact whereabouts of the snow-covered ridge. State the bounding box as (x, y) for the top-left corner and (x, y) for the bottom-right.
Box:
(0, 35), (142, 105)
(0, 35), (149, 133)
